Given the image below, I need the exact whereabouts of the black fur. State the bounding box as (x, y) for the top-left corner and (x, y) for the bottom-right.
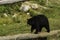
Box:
(27, 15), (50, 34)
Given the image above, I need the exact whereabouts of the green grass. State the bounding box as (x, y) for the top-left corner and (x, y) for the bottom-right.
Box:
(0, 0), (59, 37)
(0, 14), (31, 36)
(0, 23), (30, 36)
(0, 12), (60, 36)
(0, 0), (60, 40)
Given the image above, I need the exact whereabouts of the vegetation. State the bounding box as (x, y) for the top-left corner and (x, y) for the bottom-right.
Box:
(0, 0), (60, 37)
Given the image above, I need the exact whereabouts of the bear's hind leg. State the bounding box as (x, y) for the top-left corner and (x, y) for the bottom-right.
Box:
(45, 25), (50, 33)
(39, 27), (43, 32)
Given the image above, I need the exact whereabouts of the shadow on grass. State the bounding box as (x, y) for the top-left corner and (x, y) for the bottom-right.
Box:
(16, 37), (47, 40)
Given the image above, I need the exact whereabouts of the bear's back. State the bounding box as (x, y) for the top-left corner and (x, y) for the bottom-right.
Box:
(27, 15), (49, 26)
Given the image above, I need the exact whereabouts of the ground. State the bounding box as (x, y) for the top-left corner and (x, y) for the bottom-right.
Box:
(0, 0), (60, 40)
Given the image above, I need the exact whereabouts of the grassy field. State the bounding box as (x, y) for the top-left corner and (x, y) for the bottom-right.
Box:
(0, 8), (60, 36)
(0, 0), (60, 38)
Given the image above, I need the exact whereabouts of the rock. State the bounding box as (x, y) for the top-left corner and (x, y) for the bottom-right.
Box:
(31, 4), (39, 9)
(3, 13), (8, 17)
(27, 12), (30, 15)
(20, 1), (39, 12)
(0, 0), (24, 4)
(20, 5), (31, 12)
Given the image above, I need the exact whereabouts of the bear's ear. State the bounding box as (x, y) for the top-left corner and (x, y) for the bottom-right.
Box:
(27, 19), (30, 21)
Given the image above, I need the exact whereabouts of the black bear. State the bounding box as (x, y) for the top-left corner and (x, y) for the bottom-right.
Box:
(27, 15), (50, 34)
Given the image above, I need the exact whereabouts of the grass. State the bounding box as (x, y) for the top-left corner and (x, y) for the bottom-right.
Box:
(0, 23), (30, 36)
(0, 0), (59, 38)
(0, 12), (60, 36)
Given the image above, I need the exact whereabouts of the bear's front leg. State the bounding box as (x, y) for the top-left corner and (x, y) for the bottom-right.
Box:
(31, 26), (35, 33)
(34, 27), (39, 34)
